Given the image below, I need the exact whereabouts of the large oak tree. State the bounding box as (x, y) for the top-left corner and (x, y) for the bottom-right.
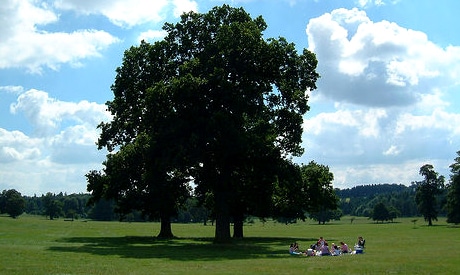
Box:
(87, 5), (318, 243)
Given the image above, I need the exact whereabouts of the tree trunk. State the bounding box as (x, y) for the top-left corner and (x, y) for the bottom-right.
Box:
(214, 190), (231, 243)
(428, 217), (433, 226)
(157, 214), (174, 238)
(233, 212), (244, 239)
(215, 212), (231, 243)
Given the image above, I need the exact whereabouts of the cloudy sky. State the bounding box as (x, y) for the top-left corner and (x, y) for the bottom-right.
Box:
(1, 0), (459, 196)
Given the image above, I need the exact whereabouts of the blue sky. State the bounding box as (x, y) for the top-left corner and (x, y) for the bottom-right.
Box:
(1, 0), (459, 196)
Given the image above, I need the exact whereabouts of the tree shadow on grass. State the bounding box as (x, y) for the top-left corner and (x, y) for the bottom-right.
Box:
(48, 236), (317, 260)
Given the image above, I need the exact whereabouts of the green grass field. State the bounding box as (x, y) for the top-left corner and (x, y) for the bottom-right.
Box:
(0, 215), (458, 274)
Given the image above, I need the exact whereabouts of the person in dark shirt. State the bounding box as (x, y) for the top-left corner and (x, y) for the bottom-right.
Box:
(357, 236), (365, 248)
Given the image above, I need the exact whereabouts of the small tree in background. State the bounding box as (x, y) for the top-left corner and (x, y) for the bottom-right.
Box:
(372, 202), (389, 223)
(42, 192), (63, 220)
(415, 164), (445, 226)
(387, 206), (400, 222)
(302, 161), (339, 224)
(2, 189), (25, 218)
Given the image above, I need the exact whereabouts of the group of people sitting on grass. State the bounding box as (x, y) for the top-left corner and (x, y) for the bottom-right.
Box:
(289, 236), (365, 256)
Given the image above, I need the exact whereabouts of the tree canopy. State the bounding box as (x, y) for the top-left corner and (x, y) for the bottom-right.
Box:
(301, 161), (339, 224)
(372, 202), (390, 223)
(42, 192), (63, 220)
(415, 164), (445, 226)
(86, 5), (319, 242)
(0, 189), (25, 218)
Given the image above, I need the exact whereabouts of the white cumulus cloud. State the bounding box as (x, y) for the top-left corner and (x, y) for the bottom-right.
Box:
(53, 0), (170, 27)
(10, 89), (111, 137)
(0, 129), (42, 162)
(306, 8), (460, 107)
(172, 0), (198, 17)
(0, 0), (119, 74)
(137, 30), (168, 43)
(1, 87), (110, 195)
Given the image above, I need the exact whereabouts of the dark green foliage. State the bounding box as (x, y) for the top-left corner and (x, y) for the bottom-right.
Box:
(271, 160), (306, 222)
(11, 178), (451, 223)
(447, 151), (460, 224)
(88, 199), (117, 221)
(387, 206), (400, 222)
(62, 196), (79, 220)
(166, 6), (318, 242)
(338, 184), (419, 218)
(25, 194), (43, 215)
(24, 193), (91, 219)
(42, 192), (63, 220)
(309, 209), (342, 224)
(176, 197), (209, 224)
(372, 202), (390, 223)
(270, 161), (339, 225)
(301, 161), (340, 224)
(86, 38), (194, 237)
(337, 184), (410, 198)
(0, 190), (6, 213)
(87, 5), (318, 243)
(415, 164), (445, 226)
(0, 189), (25, 218)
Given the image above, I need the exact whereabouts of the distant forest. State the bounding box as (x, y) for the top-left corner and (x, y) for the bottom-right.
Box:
(3, 183), (448, 222)
(336, 183), (446, 218)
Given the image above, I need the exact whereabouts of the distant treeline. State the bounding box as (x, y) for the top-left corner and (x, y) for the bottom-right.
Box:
(20, 192), (209, 223)
(3, 183), (447, 222)
(336, 183), (447, 218)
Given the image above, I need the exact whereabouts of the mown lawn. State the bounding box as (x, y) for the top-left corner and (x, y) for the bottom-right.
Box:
(0, 215), (458, 274)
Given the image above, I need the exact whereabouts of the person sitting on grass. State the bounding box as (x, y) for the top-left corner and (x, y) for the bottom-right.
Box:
(340, 241), (350, 254)
(306, 248), (315, 257)
(308, 242), (319, 256)
(319, 242), (331, 256)
(353, 237), (365, 254)
(318, 236), (326, 247)
(289, 243), (302, 255)
(331, 243), (341, 256)
(357, 236), (365, 248)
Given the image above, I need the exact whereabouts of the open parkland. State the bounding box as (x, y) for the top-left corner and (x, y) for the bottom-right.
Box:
(0, 215), (458, 274)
